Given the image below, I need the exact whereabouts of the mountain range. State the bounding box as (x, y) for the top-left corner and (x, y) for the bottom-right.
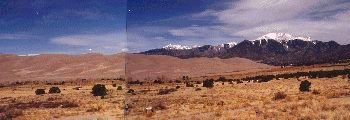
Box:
(140, 33), (350, 66)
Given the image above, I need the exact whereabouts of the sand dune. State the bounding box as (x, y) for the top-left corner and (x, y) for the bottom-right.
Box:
(0, 53), (125, 83)
(126, 54), (273, 80)
(0, 53), (273, 83)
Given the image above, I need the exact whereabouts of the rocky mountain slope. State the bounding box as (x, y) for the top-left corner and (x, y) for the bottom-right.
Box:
(141, 33), (350, 66)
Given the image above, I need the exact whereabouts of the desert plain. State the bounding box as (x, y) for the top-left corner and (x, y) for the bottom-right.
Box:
(0, 53), (349, 120)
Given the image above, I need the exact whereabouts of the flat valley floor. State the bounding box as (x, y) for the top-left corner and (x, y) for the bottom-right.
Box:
(0, 56), (350, 119)
(126, 77), (350, 120)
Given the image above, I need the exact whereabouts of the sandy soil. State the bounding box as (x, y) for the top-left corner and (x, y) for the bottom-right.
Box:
(1, 54), (349, 119)
(0, 53), (125, 83)
(126, 54), (274, 80)
(126, 77), (350, 120)
(0, 80), (126, 120)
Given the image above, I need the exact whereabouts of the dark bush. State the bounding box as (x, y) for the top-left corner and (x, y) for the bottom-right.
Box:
(195, 88), (201, 91)
(203, 79), (214, 88)
(217, 77), (227, 82)
(175, 80), (181, 83)
(35, 89), (45, 95)
(117, 86), (123, 90)
(91, 84), (108, 96)
(127, 89), (135, 93)
(128, 80), (142, 85)
(112, 84), (117, 87)
(48, 87), (61, 94)
(299, 80), (311, 92)
(154, 80), (163, 84)
(182, 76), (189, 80)
(236, 80), (243, 84)
(273, 92), (287, 100)
(176, 86), (180, 89)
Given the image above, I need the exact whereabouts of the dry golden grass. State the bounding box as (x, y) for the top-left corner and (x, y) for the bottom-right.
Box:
(0, 80), (126, 120)
(126, 77), (350, 120)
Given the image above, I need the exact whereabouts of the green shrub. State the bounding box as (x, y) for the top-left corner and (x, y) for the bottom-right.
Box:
(127, 89), (135, 93)
(203, 79), (214, 88)
(48, 87), (61, 94)
(299, 80), (311, 92)
(217, 76), (227, 82)
(35, 89), (45, 95)
(117, 86), (123, 90)
(91, 84), (108, 96)
(112, 84), (117, 87)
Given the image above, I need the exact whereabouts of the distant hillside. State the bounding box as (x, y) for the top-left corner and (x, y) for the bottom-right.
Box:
(0, 53), (125, 83)
(126, 54), (273, 81)
(141, 33), (350, 66)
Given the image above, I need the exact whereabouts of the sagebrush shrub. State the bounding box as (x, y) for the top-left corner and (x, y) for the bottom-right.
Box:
(91, 84), (108, 96)
(299, 80), (311, 92)
(117, 86), (123, 90)
(48, 87), (61, 94)
(127, 89), (135, 93)
(203, 79), (214, 88)
(35, 89), (45, 95)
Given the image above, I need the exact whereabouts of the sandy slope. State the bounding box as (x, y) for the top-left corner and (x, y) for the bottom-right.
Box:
(0, 53), (273, 83)
(126, 54), (273, 80)
(0, 53), (125, 83)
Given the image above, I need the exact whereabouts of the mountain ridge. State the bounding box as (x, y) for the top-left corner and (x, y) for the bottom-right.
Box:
(140, 33), (350, 66)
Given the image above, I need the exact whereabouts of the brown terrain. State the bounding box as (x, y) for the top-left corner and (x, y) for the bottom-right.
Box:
(126, 54), (274, 81)
(0, 53), (125, 83)
(0, 53), (349, 119)
(127, 76), (350, 120)
(0, 53), (273, 83)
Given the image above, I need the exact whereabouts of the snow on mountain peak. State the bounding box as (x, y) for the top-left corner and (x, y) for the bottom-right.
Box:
(220, 42), (237, 48)
(18, 54), (40, 57)
(255, 33), (311, 42)
(163, 44), (197, 50)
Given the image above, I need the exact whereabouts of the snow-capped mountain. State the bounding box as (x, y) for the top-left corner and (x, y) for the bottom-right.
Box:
(141, 33), (350, 66)
(163, 44), (192, 50)
(163, 44), (199, 50)
(18, 54), (41, 57)
(163, 42), (237, 50)
(220, 42), (237, 48)
(255, 33), (311, 42)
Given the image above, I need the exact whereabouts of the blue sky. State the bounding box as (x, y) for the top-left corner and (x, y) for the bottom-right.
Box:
(127, 0), (350, 52)
(0, 0), (126, 54)
(1, 0), (350, 54)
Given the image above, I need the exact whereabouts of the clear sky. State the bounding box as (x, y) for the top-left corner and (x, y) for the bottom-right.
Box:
(127, 0), (350, 52)
(0, 0), (126, 55)
(1, 0), (350, 54)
